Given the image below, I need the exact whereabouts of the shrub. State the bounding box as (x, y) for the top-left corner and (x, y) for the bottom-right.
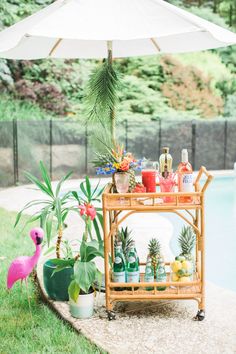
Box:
(33, 82), (69, 115)
(0, 59), (14, 88)
(15, 79), (37, 101)
(224, 95), (236, 118)
(160, 55), (224, 117)
(14, 79), (69, 115)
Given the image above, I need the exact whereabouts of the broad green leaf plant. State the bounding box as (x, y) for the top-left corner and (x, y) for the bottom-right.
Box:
(68, 240), (103, 299)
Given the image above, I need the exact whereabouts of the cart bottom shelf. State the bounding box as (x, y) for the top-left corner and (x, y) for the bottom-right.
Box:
(109, 272), (202, 300)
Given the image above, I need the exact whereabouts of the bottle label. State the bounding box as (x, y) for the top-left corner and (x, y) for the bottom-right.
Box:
(146, 268), (152, 274)
(128, 256), (136, 263)
(182, 174), (193, 192)
(144, 275), (154, 283)
(156, 273), (166, 282)
(114, 256), (122, 264)
(158, 267), (165, 274)
(113, 271), (126, 283)
(127, 271), (139, 283)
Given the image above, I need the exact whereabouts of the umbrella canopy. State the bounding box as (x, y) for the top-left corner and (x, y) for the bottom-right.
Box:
(0, 0), (236, 60)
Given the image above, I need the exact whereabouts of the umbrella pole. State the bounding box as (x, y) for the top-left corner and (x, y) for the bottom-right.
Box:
(107, 41), (116, 146)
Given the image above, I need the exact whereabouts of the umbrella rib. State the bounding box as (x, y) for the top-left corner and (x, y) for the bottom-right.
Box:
(49, 38), (62, 57)
(150, 38), (161, 52)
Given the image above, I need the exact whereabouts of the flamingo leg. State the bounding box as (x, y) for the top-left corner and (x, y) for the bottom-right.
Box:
(20, 280), (23, 293)
(25, 278), (33, 320)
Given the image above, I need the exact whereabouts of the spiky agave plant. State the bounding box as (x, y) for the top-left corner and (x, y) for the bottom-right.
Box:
(148, 238), (161, 277)
(178, 226), (195, 260)
(115, 227), (134, 260)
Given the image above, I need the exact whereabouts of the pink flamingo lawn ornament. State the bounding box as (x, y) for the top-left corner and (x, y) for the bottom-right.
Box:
(7, 227), (44, 309)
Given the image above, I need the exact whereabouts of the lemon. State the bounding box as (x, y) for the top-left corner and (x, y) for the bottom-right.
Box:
(177, 269), (186, 277)
(182, 260), (192, 271)
(178, 255), (186, 262)
(179, 276), (190, 282)
(171, 273), (179, 282)
(171, 261), (182, 273)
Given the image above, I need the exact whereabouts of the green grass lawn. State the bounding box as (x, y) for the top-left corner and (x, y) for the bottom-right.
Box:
(0, 208), (104, 354)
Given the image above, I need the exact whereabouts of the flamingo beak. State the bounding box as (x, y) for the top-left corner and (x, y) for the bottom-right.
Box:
(36, 236), (43, 245)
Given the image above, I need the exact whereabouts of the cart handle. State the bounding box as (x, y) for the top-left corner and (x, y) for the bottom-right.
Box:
(195, 166), (213, 193)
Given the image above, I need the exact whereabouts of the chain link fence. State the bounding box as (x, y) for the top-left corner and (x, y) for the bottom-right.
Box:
(0, 118), (235, 187)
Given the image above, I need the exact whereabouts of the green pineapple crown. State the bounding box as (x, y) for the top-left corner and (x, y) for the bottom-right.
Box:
(148, 238), (161, 258)
(178, 226), (195, 255)
(115, 227), (134, 258)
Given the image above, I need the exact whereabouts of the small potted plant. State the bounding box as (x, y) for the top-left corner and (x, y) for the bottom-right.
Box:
(68, 198), (104, 319)
(68, 239), (103, 319)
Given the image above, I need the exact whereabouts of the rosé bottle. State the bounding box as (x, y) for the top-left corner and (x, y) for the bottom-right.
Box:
(178, 149), (193, 203)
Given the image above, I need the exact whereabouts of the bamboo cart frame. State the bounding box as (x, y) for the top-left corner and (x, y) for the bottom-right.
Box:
(102, 166), (213, 321)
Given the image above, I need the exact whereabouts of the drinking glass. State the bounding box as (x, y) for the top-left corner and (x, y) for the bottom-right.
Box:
(114, 172), (129, 203)
(158, 172), (176, 203)
(141, 160), (159, 193)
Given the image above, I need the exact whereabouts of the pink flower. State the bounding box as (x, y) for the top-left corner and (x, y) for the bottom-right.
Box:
(78, 203), (96, 220)
(86, 204), (96, 221)
(78, 204), (86, 216)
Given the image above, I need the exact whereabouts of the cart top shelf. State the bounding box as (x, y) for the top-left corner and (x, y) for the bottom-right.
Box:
(102, 166), (213, 211)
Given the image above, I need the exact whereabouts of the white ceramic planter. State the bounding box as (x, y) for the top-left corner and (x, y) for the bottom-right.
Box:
(69, 292), (95, 319)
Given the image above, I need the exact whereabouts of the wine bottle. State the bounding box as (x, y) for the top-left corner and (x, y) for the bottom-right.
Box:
(178, 149), (193, 203)
(159, 147), (173, 179)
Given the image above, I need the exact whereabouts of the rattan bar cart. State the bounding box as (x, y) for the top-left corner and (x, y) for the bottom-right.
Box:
(102, 166), (213, 321)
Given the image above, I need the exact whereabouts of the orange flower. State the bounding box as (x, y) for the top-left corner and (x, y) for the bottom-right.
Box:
(119, 159), (130, 171)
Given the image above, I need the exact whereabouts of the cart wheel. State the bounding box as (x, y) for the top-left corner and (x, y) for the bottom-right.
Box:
(193, 310), (205, 321)
(107, 310), (116, 321)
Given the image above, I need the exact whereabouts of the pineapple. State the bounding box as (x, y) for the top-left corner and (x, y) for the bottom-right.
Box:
(178, 226), (195, 261)
(148, 238), (161, 277)
(128, 169), (136, 192)
(115, 227), (134, 260)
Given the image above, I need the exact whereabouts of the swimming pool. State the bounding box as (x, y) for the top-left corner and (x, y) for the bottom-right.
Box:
(206, 175), (236, 292)
(169, 174), (236, 292)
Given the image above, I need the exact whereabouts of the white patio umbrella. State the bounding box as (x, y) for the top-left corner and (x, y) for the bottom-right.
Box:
(0, 0), (236, 59)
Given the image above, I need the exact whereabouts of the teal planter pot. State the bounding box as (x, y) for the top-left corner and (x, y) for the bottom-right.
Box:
(43, 259), (73, 301)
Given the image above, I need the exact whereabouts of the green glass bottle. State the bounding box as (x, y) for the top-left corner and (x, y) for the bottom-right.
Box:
(126, 243), (139, 290)
(156, 258), (167, 291)
(134, 246), (140, 268)
(144, 256), (154, 291)
(113, 242), (126, 291)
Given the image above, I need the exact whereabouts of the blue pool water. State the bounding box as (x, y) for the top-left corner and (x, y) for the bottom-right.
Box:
(169, 175), (236, 292)
(206, 175), (236, 292)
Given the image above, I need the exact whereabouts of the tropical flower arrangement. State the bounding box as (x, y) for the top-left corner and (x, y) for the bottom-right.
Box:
(94, 143), (142, 175)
